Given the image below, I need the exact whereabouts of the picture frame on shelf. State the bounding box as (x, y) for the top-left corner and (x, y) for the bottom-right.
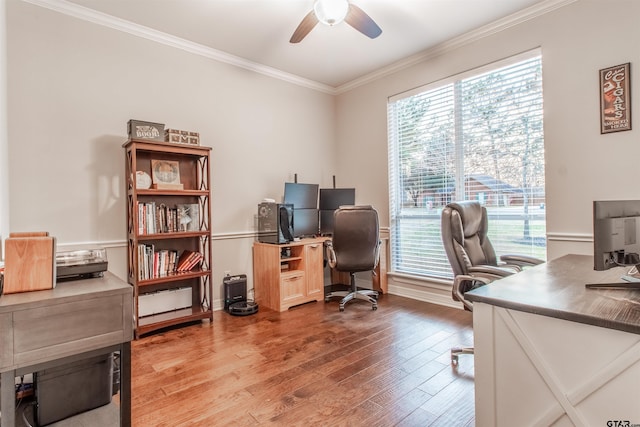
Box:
(177, 203), (200, 232)
(600, 62), (631, 134)
(135, 171), (152, 189)
(151, 159), (183, 190)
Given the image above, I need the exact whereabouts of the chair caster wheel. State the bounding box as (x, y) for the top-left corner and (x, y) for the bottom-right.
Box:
(372, 305), (377, 311)
(451, 351), (459, 366)
(324, 297), (330, 303)
(339, 306), (345, 312)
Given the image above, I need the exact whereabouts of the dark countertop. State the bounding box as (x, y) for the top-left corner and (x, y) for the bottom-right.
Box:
(465, 254), (640, 335)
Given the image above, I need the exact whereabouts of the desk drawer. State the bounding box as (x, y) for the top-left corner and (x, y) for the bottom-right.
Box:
(12, 295), (126, 367)
(280, 272), (305, 310)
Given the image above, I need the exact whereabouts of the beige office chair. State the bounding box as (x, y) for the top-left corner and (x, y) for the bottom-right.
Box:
(325, 205), (380, 311)
(441, 201), (543, 364)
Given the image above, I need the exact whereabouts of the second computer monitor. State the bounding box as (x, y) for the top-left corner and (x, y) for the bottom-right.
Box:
(319, 188), (355, 235)
(319, 188), (356, 210)
(293, 208), (319, 238)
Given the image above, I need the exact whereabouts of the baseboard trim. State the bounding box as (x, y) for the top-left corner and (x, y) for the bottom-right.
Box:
(386, 274), (463, 310)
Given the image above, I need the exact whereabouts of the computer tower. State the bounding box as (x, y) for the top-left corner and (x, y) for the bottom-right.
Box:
(257, 202), (293, 244)
(35, 353), (114, 426)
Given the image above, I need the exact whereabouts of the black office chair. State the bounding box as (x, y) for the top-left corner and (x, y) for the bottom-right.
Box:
(441, 201), (544, 364)
(324, 205), (380, 311)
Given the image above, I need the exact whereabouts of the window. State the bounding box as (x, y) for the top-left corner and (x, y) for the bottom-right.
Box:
(387, 50), (546, 280)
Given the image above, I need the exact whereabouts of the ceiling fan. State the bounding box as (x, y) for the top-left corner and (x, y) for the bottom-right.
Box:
(290, 0), (382, 44)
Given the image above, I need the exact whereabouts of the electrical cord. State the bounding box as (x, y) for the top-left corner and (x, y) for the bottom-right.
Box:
(22, 402), (35, 427)
(2, 376), (37, 427)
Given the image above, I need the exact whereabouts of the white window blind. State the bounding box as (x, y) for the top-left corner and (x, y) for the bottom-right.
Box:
(387, 51), (546, 279)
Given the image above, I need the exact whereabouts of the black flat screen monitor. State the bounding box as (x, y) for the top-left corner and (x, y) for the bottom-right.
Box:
(593, 200), (640, 270)
(319, 210), (336, 235)
(293, 208), (319, 238)
(284, 182), (319, 209)
(319, 188), (356, 210)
(319, 188), (355, 235)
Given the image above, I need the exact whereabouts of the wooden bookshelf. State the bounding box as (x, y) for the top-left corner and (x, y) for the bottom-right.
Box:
(124, 138), (213, 338)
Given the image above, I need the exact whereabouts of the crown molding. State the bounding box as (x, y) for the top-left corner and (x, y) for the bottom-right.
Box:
(20, 0), (337, 95)
(335, 0), (577, 94)
(21, 0), (575, 96)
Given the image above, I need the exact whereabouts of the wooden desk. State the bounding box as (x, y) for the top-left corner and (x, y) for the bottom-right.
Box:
(466, 254), (640, 426)
(253, 237), (387, 312)
(0, 272), (133, 427)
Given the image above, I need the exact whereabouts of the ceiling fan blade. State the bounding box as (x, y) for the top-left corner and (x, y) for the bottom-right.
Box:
(290, 10), (319, 43)
(345, 4), (382, 39)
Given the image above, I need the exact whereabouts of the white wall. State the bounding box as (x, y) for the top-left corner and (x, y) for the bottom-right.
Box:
(0, 0), (8, 260)
(6, 0), (336, 306)
(335, 0), (640, 304)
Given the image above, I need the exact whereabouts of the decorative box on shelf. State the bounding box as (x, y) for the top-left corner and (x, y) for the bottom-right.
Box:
(127, 119), (165, 141)
(165, 128), (200, 145)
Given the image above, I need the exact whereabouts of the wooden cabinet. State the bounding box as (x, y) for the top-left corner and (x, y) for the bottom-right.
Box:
(253, 237), (328, 312)
(124, 139), (213, 338)
(305, 241), (325, 298)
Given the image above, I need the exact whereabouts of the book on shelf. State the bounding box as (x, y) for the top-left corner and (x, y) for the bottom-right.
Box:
(137, 201), (159, 234)
(184, 252), (203, 271)
(137, 244), (179, 279)
(176, 250), (203, 272)
(137, 202), (200, 234)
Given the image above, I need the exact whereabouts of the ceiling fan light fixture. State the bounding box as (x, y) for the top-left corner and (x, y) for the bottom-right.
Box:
(313, 0), (349, 26)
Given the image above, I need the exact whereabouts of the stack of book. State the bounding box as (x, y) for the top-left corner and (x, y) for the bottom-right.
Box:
(176, 250), (204, 272)
(137, 246), (204, 280)
(137, 245), (179, 280)
(137, 202), (200, 234)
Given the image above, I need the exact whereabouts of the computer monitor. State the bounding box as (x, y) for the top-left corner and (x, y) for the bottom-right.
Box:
(593, 200), (640, 270)
(284, 182), (319, 209)
(293, 208), (319, 238)
(319, 188), (356, 210)
(319, 188), (355, 235)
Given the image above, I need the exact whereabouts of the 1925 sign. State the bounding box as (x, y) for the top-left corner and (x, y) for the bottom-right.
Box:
(600, 63), (632, 134)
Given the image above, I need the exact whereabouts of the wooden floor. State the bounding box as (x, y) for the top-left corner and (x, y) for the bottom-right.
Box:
(130, 294), (475, 426)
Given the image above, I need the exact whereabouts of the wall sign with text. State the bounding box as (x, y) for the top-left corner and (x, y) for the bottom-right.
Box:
(600, 63), (631, 134)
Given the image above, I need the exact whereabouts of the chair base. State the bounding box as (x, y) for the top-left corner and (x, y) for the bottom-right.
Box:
(325, 289), (378, 311)
(451, 346), (474, 365)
